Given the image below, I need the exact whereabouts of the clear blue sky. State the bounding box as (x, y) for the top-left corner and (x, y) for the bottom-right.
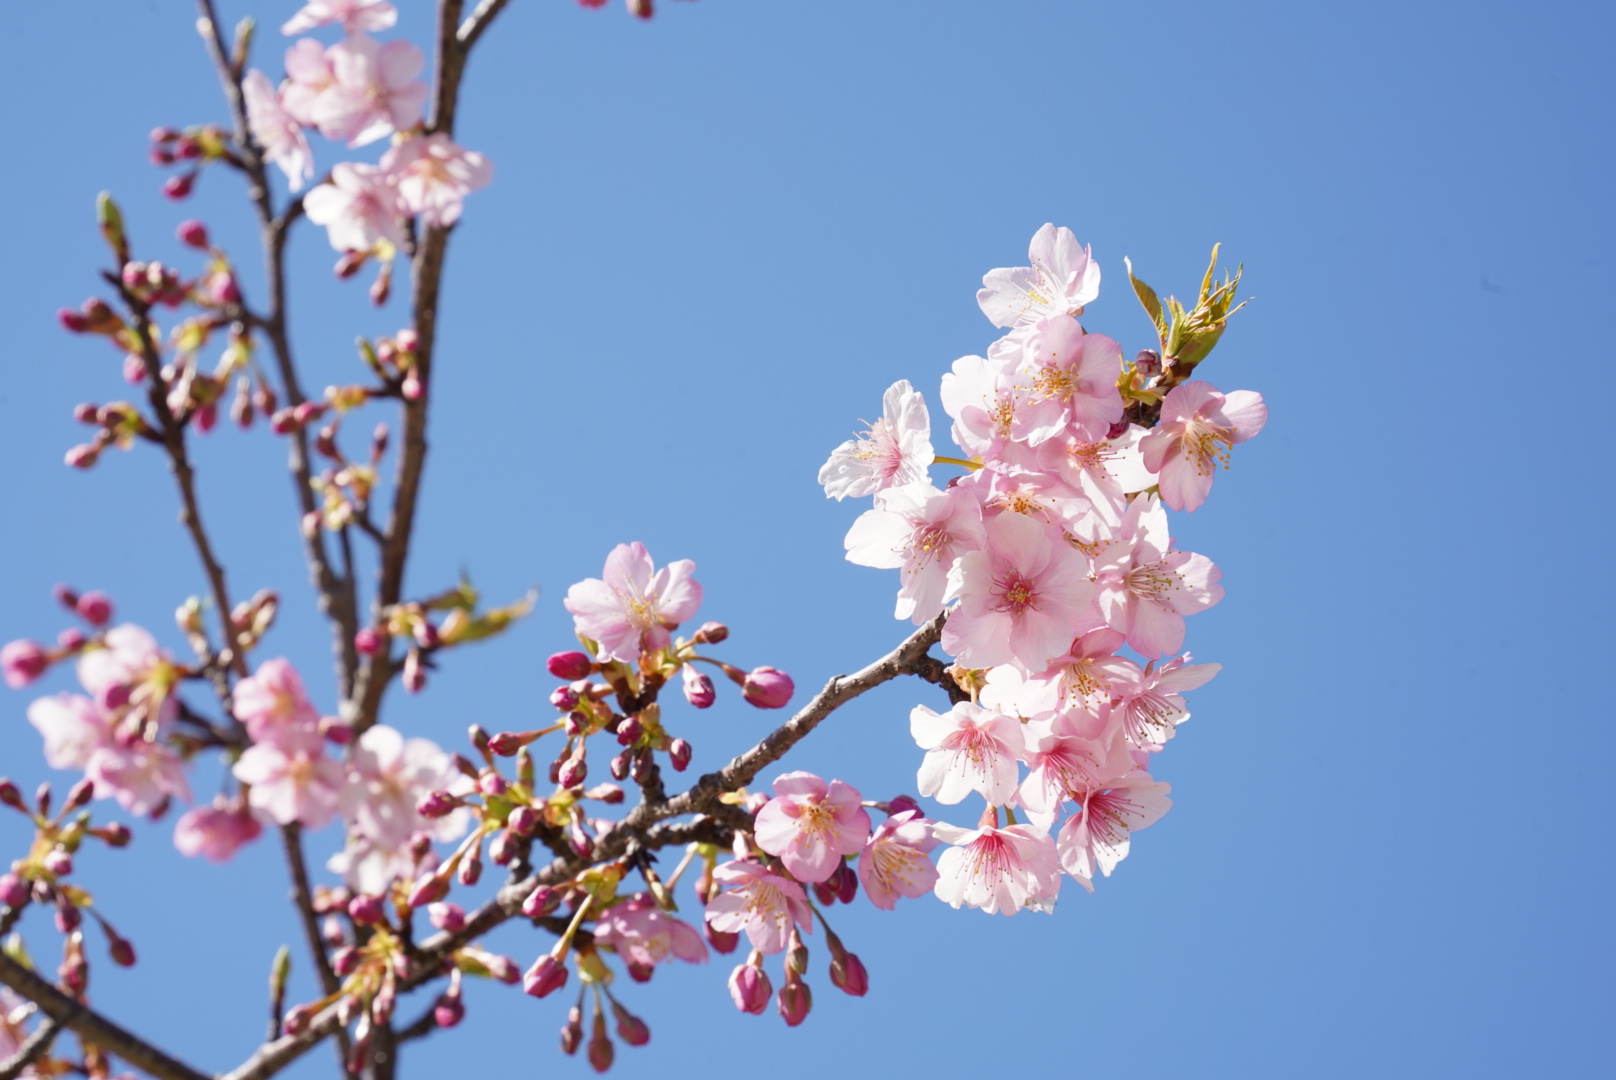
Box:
(1, 1), (1612, 1077)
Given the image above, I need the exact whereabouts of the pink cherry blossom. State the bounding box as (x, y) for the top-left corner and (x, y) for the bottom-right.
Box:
(242, 70), (313, 191)
(282, 0), (398, 34)
(1111, 654), (1221, 751)
(1033, 424), (1155, 528)
(1016, 722), (1131, 829)
(842, 482), (986, 624)
(976, 223), (1101, 330)
(76, 624), (170, 713)
(1, 640), (48, 688)
(910, 701), (1024, 806)
(593, 893), (709, 967)
(26, 693), (108, 770)
(997, 316), (1124, 445)
(1138, 380), (1267, 512)
(932, 820), (1062, 916)
(311, 35), (427, 147)
(381, 134), (493, 228)
(703, 860), (812, 955)
(234, 658), (321, 747)
(941, 511), (1095, 670)
(173, 796), (262, 862)
(819, 379), (934, 500)
(997, 627), (1136, 718)
(953, 465), (1093, 535)
(857, 809), (939, 910)
(233, 739), (345, 829)
(1057, 770), (1172, 890)
(279, 38), (336, 127)
(753, 771), (871, 884)
(938, 353), (1019, 464)
(341, 724), (470, 847)
(563, 542), (702, 663)
(303, 162), (405, 253)
(1092, 495), (1223, 658)
(327, 833), (438, 895)
(85, 740), (190, 817)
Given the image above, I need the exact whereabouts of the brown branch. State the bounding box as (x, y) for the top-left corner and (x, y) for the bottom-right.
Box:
(0, 952), (209, 1080)
(0, 903), (25, 938)
(0, 1018), (59, 1080)
(393, 1006), (439, 1045)
(457, 0), (512, 53)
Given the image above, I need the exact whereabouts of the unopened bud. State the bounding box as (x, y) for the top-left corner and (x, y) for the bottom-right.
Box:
(626, 961), (654, 983)
(611, 999), (650, 1046)
(560, 1005), (584, 1055)
(631, 749), (655, 785)
(162, 171), (196, 200)
(521, 885), (560, 919)
(406, 873), (448, 909)
(489, 830), (519, 866)
(334, 250), (367, 279)
(667, 738), (692, 772)
(778, 975), (812, 1026)
(742, 666), (795, 709)
(0, 873), (28, 908)
(547, 651), (593, 680)
(43, 848), (73, 877)
(283, 1003), (314, 1036)
(1134, 348), (1162, 376)
(829, 950), (869, 996)
(106, 934), (137, 968)
(507, 805), (538, 836)
(558, 755), (587, 789)
(347, 894), (386, 926)
(681, 665), (715, 709)
(549, 685), (581, 711)
(584, 783), (624, 805)
(693, 621), (729, 644)
(728, 962), (771, 1015)
(1, 641), (50, 689)
(433, 992), (464, 1028)
(522, 954), (568, 998)
(457, 854), (482, 887)
(177, 219), (210, 249)
(427, 901), (465, 933)
(477, 771), (508, 797)
(886, 794), (922, 817)
(74, 591), (113, 627)
(609, 749), (631, 781)
(706, 924), (739, 954)
(331, 945), (361, 976)
(98, 821), (132, 848)
(564, 710), (589, 737)
(402, 649), (426, 693)
(588, 1008), (614, 1072)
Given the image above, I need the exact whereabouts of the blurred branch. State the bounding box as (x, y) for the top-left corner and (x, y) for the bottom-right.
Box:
(0, 1018), (59, 1080)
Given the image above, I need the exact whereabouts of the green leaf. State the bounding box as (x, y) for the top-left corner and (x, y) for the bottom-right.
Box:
(1124, 257), (1168, 343)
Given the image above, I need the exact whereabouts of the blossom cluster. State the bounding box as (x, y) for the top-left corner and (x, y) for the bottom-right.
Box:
(821, 223), (1266, 913)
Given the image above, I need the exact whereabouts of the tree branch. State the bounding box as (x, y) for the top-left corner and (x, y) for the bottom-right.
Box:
(0, 1018), (59, 1080)
(0, 953), (209, 1080)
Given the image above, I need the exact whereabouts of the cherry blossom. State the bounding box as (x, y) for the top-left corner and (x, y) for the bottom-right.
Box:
(76, 624), (173, 717)
(997, 626), (1136, 718)
(85, 740), (190, 817)
(382, 134), (493, 228)
(819, 379), (934, 500)
(703, 860), (812, 955)
(312, 35), (427, 147)
(1111, 654), (1221, 751)
(340, 724), (469, 848)
(1057, 770), (1172, 890)
(938, 353), (1019, 464)
(279, 38), (337, 127)
(1139, 380), (1268, 512)
(233, 738), (345, 829)
(242, 70), (313, 191)
(857, 809), (939, 910)
(593, 893), (710, 967)
(173, 796), (262, 862)
(941, 511), (1094, 670)
(997, 316), (1124, 445)
(563, 542), (702, 662)
(233, 657), (321, 746)
(1092, 495), (1223, 658)
(1032, 424), (1155, 527)
(932, 819), (1062, 916)
(2, 640), (48, 689)
(303, 162), (405, 252)
(282, 0), (398, 35)
(26, 693), (109, 771)
(1016, 722), (1129, 829)
(976, 223), (1101, 330)
(910, 701), (1024, 806)
(753, 771), (871, 884)
(842, 482), (986, 624)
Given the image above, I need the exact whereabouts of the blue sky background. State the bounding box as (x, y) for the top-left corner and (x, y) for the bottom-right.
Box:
(1, 0), (1613, 1077)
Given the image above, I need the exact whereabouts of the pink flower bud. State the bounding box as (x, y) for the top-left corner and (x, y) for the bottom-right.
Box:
(626, 962), (654, 983)
(561, 1005), (584, 1055)
(886, 794), (922, 817)
(123, 354), (147, 384)
(728, 963), (771, 1015)
(829, 951), (868, 996)
(334, 250), (367, 279)
(65, 443), (101, 469)
(458, 855), (482, 887)
(521, 886), (560, 919)
(667, 738), (692, 772)
(56, 628), (86, 651)
(627, 0), (653, 19)
(406, 873), (448, 909)
(564, 710), (589, 737)
(1, 640), (49, 688)
(433, 993), (464, 1028)
(331, 946), (361, 976)
(522, 954), (568, 998)
(64, 777), (95, 812)
(706, 924), (739, 954)
(507, 805), (538, 836)
(742, 666), (795, 709)
(98, 822), (132, 848)
(427, 902), (465, 933)
(162, 172), (196, 200)
(173, 136), (202, 160)
(354, 627), (384, 655)
(403, 650), (427, 693)
(75, 591), (113, 627)
(558, 756), (587, 789)
(0, 873), (28, 908)
(487, 731), (525, 756)
(585, 783), (624, 805)
(778, 976), (812, 1026)
(176, 220), (210, 249)
(588, 1010), (614, 1072)
(615, 715), (643, 746)
(0, 780), (21, 811)
(283, 1003), (314, 1036)
(72, 402), (98, 424)
(611, 1000), (650, 1046)
(812, 879), (837, 906)
(347, 894), (386, 926)
(547, 651), (593, 680)
(57, 308), (92, 333)
(549, 685), (581, 711)
(478, 772), (508, 797)
(108, 935), (137, 968)
(681, 665), (715, 709)
(489, 830), (518, 866)
(416, 790), (458, 819)
(412, 620), (440, 649)
(693, 621), (729, 644)
(55, 899), (81, 934)
(609, 749), (631, 781)
(484, 954), (519, 983)
(401, 372), (424, 400)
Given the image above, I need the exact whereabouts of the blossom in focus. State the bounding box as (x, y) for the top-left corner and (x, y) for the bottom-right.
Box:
(340, 724), (469, 847)
(704, 860), (812, 955)
(233, 739), (345, 829)
(1092, 495), (1223, 658)
(1111, 654), (1221, 751)
(593, 893), (709, 967)
(1016, 721), (1128, 829)
(563, 542), (702, 663)
(910, 701), (1024, 806)
(999, 316), (1125, 444)
(282, 0), (398, 34)
(1033, 424), (1155, 527)
(932, 820), (1062, 916)
(1139, 380), (1267, 512)
(303, 162), (405, 252)
(382, 134), (493, 228)
(1057, 770), (1172, 890)
(976, 223), (1101, 330)
(818, 379), (934, 500)
(242, 70), (313, 191)
(233, 657), (321, 747)
(753, 771), (871, 883)
(938, 353), (1019, 464)
(174, 795), (262, 862)
(312, 35), (427, 147)
(843, 482), (987, 624)
(999, 626), (1135, 718)
(941, 511), (1094, 670)
(857, 808), (939, 910)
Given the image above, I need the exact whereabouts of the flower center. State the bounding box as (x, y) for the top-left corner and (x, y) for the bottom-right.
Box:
(992, 571), (1039, 614)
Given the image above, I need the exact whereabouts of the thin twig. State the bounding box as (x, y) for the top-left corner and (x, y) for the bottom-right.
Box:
(0, 953), (208, 1080)
(0, 1018), (59, 1080)
(393, 1006), (440, 1046)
